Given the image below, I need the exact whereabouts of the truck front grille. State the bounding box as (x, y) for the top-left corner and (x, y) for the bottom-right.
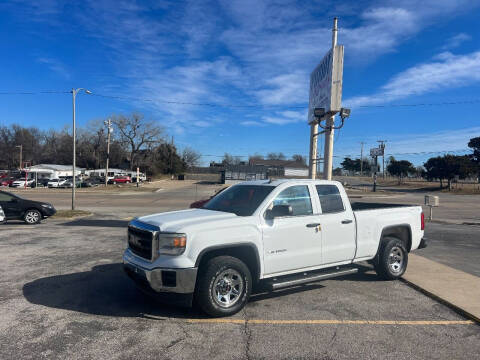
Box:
(128, 225), (156, 260)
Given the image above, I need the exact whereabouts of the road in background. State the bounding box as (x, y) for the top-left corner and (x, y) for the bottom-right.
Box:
(416, 223), (480, 277)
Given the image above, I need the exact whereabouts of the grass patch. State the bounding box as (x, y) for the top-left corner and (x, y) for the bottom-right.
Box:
(52, 210), (92, 219)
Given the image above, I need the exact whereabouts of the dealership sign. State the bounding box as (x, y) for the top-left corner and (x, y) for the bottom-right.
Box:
(370, 147), (384, 157)
(308, 45), (344, 123)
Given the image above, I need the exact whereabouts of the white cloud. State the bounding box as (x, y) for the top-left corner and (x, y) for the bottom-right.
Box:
(262, 109), (306, 125)
(37, 57), (70, 79)
(240, 120), (266, 127)
(442, 33), (471, 50)
(345, 50), (480, 107)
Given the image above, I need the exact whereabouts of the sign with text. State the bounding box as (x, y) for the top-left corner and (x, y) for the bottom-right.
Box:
(370, 147), (384, 157)
(308, 45), (344, 123)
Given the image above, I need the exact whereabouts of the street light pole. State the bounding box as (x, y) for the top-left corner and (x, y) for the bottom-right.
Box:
(104, 118), (112, 187)
(71, 88), (91, 211)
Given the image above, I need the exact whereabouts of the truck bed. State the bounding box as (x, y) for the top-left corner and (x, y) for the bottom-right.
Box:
(351, 202), (415, 211)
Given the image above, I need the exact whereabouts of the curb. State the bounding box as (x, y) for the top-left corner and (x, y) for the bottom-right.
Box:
(401, 278), (480, 325)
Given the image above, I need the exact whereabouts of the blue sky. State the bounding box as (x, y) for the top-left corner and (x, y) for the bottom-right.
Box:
(1, 0), (480, 167)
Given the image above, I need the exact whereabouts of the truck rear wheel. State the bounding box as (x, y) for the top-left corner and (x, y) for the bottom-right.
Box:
(196, 256), (251, 317)
(374, 237), (408, 280)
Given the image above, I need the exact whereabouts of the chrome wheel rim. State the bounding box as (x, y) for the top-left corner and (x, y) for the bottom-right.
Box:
(389, 246), (404, 273)
(212, 269), (244, 308)
(25, 211), (39, 224)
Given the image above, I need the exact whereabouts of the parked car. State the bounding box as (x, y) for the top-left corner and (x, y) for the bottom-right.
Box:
(124, 179), (426, 317)
(109, 175), (131, 184)
(0, 190), (56, 224)
(1, 177), (16, 187)
(190, 187), (229, 208)
(10, 179), (36, 188)
(0, 205), (5, 223)
(47, 178), (67, 188)
(35, 178), (51, 187)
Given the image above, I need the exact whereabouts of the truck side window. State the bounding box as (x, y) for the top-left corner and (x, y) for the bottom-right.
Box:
(273, 185), (313, 216)
(315, 185), (344, 213)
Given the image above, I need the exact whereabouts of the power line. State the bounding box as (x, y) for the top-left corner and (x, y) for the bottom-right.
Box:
(1, 89), (480, 110)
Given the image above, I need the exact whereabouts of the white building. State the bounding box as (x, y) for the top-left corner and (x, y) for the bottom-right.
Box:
(85, 168), (146, 180)
(24, 164), (85, 179)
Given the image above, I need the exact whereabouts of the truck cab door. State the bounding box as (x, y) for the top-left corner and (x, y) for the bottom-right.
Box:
(313, 184), (356, 265)
(261, 185), (322, 275)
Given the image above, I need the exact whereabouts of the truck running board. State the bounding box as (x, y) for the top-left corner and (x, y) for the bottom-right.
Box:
(268, 267), (358, 291)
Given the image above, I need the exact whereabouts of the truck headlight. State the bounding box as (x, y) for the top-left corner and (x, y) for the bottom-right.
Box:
(158, 233), (187, 256)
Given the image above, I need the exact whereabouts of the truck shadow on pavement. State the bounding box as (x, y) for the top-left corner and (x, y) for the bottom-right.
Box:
(59, 219), (129, 227)
(23, 263), (379, 319)
(22, 263), (202, 319)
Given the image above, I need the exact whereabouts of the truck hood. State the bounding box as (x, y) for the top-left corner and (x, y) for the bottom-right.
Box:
(136, 208), (237, 232)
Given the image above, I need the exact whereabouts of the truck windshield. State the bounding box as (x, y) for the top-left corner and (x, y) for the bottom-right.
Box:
(203, 185), (274, 216)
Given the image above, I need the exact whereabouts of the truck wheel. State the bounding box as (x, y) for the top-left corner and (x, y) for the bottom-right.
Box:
(196, 256), (251, 317)
(374, 237), (408, 280)
(24, 209), (42, 225)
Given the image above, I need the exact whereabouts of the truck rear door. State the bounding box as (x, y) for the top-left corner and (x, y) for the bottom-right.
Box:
(314, 184), (356, 265)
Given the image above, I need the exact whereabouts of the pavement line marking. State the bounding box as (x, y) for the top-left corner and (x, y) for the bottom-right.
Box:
(186, 319), (475, 325)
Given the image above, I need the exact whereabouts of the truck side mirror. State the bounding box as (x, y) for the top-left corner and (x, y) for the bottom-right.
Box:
(265, 204), (293, 220)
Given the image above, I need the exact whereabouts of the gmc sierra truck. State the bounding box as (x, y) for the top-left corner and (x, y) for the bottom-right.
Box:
(123, 179), (426, 317)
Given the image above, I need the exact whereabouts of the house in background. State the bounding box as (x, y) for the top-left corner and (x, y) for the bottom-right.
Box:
(248, 159), (309, 178)
(24, 164), (85, 179)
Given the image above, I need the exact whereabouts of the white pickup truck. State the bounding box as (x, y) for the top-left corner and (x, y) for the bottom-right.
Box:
(123, 179), (426, 317)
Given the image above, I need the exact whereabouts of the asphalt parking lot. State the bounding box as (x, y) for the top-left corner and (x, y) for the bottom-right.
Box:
(1, 215), (479, 360)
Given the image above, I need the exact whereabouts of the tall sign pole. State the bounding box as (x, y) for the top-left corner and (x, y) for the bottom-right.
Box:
(308, 124), (318, 179)
(308, 17), (345, 180)
(323, 18), (338, 180)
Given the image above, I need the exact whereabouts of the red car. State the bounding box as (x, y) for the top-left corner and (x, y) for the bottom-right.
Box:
(1, 177), (16, 187)
(190, 187), (228, 208)
(110, 175), (131, 184)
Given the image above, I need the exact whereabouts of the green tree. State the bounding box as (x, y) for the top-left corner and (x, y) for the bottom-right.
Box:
(387, 159), (415, 184)
(424, 155), (475, 190)
(468, 136), (480, 182)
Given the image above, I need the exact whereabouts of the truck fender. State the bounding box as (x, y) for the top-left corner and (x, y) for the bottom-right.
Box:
(194, 243), (262, 282)
(374, 224), (412, 258)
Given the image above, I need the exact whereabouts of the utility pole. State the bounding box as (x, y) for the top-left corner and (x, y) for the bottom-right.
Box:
(104, 118), (112, 187)
(360, 142), (365, 176)
(323, 17), (338, 180)
(377, 140), (387, 178)
(71, 88), (91, 210)
(15, 145), (22, 169)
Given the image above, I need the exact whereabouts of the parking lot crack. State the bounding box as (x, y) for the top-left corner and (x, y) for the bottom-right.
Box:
(243, 308), (252, 360)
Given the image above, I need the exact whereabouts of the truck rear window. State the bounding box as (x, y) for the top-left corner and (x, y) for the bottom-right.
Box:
(316, 185), (345, 213)
(203, 185), (274, 216)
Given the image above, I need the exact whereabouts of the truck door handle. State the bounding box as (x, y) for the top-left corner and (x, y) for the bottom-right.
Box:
(341, 219), (353, 224)
(306, 223), (321, 228)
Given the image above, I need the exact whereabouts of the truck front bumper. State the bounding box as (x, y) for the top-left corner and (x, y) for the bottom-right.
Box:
(123, 257), (198, 295)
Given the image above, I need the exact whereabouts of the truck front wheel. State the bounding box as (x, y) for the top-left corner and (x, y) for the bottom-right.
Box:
(374, 237), (408, 280)
(196, 256), (251, 317)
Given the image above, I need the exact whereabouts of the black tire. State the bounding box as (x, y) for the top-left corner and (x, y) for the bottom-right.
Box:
(196, 256), (251, 317)
(374, 237), (408, 280)
(24, 209), (42, 225)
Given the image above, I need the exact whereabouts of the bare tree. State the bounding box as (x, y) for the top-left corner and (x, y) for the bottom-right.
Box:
(267, 152), (286, 160)
(182, 147), (201, 169)
(112, 113), (164, 169)
(291, 154), (306, 165)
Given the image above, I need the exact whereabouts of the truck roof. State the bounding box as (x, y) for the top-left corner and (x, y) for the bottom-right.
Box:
(237, 179), (341, 187)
